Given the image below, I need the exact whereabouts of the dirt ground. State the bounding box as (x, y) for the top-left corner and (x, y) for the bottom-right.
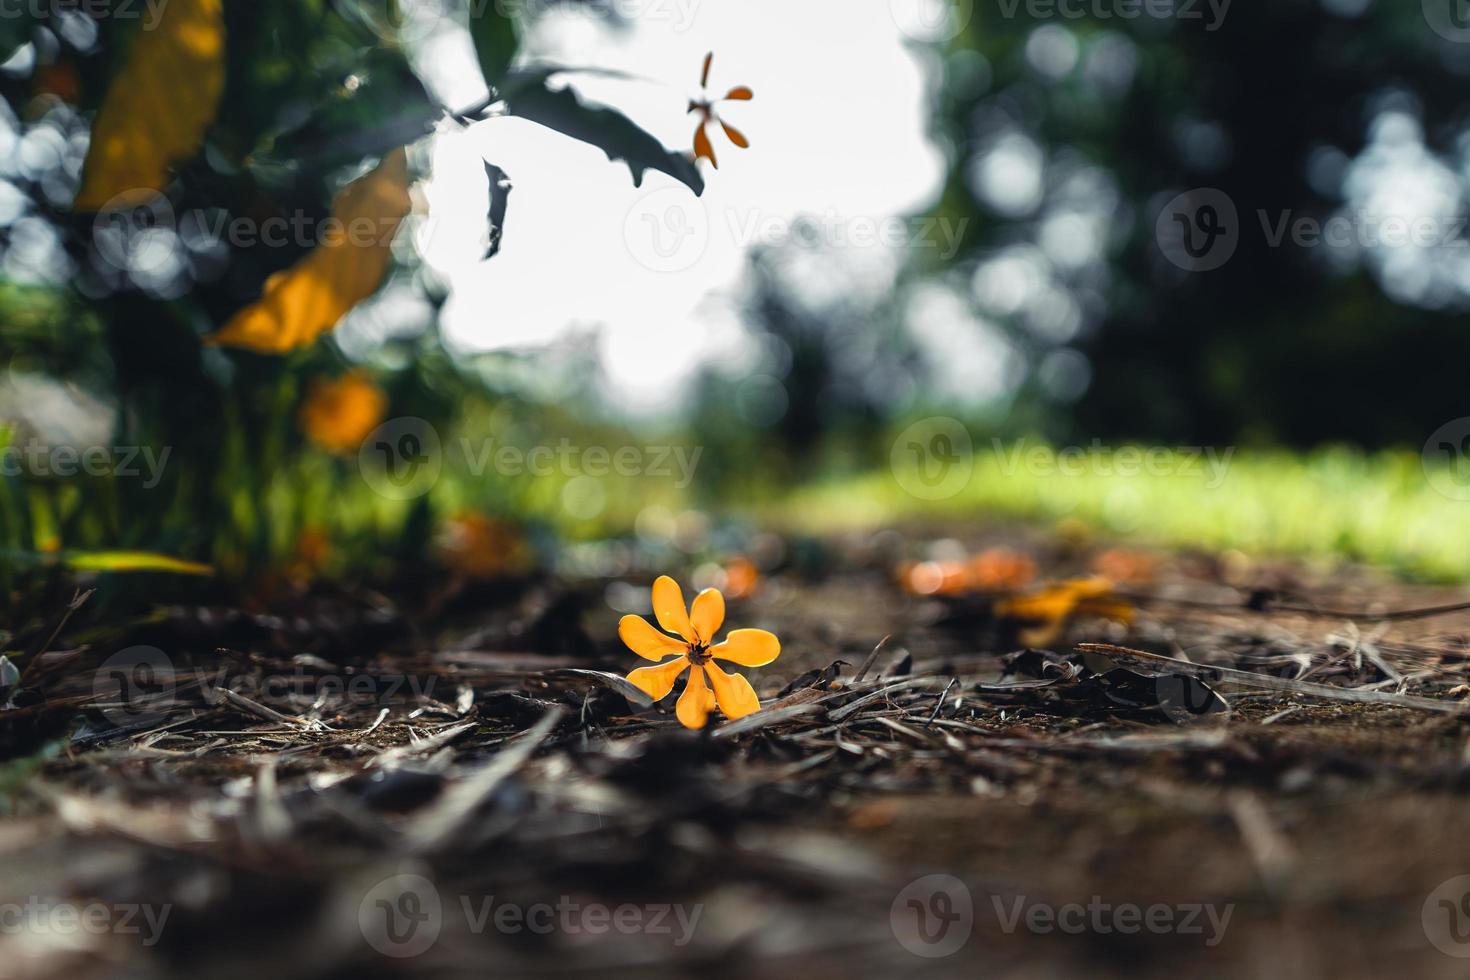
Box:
(5, 527), (1470, 979)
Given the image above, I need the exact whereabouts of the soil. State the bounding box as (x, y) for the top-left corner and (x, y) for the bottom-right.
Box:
(4, 527), (1470, 979)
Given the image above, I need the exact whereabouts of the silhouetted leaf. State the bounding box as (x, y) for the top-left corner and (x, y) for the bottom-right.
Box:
(504, 71), (703, 194)
(484, 161), (511, 260)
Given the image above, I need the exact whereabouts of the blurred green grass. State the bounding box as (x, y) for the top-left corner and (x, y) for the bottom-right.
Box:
(779, 443), (1470, 583)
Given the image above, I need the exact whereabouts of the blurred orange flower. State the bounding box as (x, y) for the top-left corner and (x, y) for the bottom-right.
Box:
(722, 556), (761, 600)
(298, 371), (386, 455)
(689, 52), (752, 169)
(1092, 548), (1158, 584)
(899, 548), (1036, 596)
(437, 513), (530, 579)
(620, 575), (780, 729)
(969, 548), (1037, 591)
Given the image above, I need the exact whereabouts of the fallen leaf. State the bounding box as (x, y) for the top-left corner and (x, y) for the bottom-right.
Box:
(995, 576), (1133, 647)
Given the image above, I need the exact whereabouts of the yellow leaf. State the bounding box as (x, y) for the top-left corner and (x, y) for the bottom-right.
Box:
(207, 149), (412, 354)
(995, 576), (1133, 647)
(73, 0), (225, 211)
(64, 551), (214, 576)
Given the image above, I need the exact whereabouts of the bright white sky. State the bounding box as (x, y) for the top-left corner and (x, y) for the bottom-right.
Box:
(401, 0), (949, 414)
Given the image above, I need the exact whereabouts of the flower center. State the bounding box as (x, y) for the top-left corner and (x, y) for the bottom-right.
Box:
(687, 642), (712, 665)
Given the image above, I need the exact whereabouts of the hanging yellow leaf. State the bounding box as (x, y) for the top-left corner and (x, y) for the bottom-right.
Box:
(73, 0), (225, 211)
(206, 148), (412, 354)
(994, 576), (1133, 647)
(63, 551), (214, 576)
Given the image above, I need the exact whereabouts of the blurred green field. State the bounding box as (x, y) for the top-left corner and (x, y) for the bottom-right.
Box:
(784, 442), (1470, 583)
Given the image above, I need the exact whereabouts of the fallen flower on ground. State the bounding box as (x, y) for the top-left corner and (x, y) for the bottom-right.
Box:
(619, 575), (780, 729)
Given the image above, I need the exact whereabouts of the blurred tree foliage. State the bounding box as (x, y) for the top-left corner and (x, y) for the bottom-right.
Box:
(922, 0), (1470, 446)
(0, 0), (704, 593)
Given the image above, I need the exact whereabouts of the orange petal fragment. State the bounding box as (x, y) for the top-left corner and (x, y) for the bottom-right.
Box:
(720, 120), (749, 149)
(700, 52), (713, 88)
(694, 124), (717, 168)
(723, 86), (753, 101)
(618, 615), (689, 661)
(689, 588), (726, 644)
(676, 663), (712, 729)
(709, 628), (780, 667)
(626, 655), (690, 701)
(651, 575), (696, 642)
(705, 661), (760, 720)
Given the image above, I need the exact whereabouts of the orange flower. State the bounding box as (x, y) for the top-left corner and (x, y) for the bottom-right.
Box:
(688, 52), (752, 169)
(969, 548), (1037, 591)
(722, 556), (760, 599)
(298, 371), (387, 455)
(620, 575), (780, 729)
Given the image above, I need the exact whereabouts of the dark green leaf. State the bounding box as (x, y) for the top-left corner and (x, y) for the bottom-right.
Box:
(483, 161), (511, 260)
(469, 7), (519, 89)
(504, 73), (703, 194)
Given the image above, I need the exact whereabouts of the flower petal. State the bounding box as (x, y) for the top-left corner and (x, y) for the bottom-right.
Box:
(626, 655), (690, 700)
(720, 120), (749, 149)
(704, 661), (760, 720)
(652, 575), (695, 642)
(689, 588), (726, 644)
(709, 628), (781, 667)
(676, 663), (711, 729)
(694, 124), (717, 168)
(723, 86), (753, 101)
(700, 51), (713, 88)
(618, 615), (689, 661)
